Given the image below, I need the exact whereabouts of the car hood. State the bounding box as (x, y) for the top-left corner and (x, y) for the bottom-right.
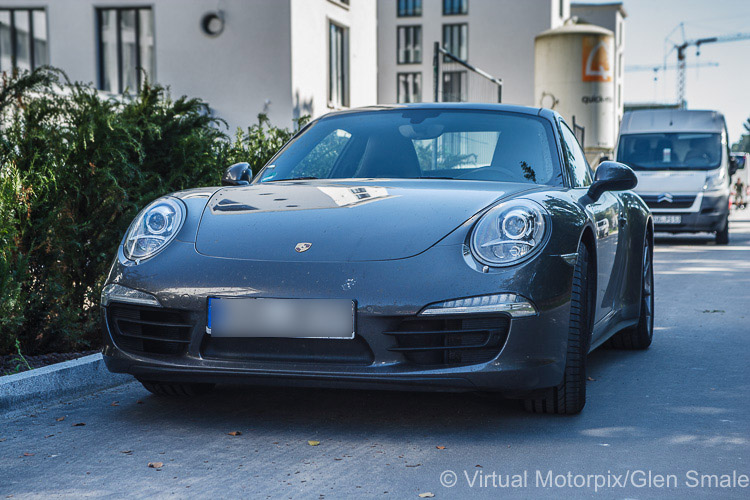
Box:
(194, 179), (536, 262)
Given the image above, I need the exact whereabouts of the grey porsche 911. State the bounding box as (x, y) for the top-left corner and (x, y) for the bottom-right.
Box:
(101, 104), (653, 414)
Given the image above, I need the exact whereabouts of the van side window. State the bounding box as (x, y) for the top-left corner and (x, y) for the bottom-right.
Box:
(560, 122), (593, 188)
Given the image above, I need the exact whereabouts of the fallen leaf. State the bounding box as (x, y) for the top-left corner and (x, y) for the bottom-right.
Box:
(22, 453), (34, 457)
(436, 446), (446, 450)
(44, 434), (54, 439)
(587, 376), (596, 381)
(308, 440), (320, 446)
(418, 494), (435, 498)
(227, 431), (242, 436)
(72, 423), (85, 427)
(136, 400), (144, 405)
(405, 463), (422, 467)
(148, 462), (164, 469)
(55, 417), (65, 422)
(121, 450), (133, 454)
(475, 464), (482, 468)
(110, 402), (119, 406)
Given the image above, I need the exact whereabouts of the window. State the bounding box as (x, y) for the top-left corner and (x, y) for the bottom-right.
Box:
(97, 7), (155, 94)
(258, 109), (561, 186)
(0, 8), (48, 72)
(329, 22), (349, 108)
(442, 71), (466, 102)
(443, 0), (468, 15)
(442, 23), (467, 60)
(560, 122), (592, 187)
(281, 129), (352, 181)
(397, 25), (421, 64)
(398, 0), (422, 17)
(616, 133), (722, 170)
(397, 73), (421, 103)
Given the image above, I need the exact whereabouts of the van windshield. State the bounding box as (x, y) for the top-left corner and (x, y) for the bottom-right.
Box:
(617, 133), (722, 170)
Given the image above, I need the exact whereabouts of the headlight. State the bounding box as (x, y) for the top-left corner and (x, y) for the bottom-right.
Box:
(703, 168), (726, 191)
(470, 199), (547, 266)
(124, 197), (185, 261)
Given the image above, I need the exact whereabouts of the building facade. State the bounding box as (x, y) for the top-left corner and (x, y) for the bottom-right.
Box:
(377, 0), (569, 106)
(0, 0), (377, 131)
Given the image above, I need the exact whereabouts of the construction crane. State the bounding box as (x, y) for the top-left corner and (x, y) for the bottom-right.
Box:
(666, 30), (750, 107)
(626, 61), (719, 81)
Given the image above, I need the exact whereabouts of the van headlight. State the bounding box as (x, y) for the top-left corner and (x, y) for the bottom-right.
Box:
(703, 168), (726, 192)
(124, 197), (185, 261)
(470, 199), (547, 266)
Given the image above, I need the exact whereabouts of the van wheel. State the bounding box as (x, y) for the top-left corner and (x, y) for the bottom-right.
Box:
(523, 243), (591, 415)
(715, 217), (729, 245)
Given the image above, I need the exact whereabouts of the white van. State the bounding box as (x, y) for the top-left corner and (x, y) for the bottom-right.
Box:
(616, 109), (739, 244)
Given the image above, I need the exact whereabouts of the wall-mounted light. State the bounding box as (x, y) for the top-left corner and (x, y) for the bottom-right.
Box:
(201, 11), (225, 37)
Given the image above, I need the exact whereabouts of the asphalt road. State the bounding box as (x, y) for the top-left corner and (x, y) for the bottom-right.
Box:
(2, 215), (749, 499)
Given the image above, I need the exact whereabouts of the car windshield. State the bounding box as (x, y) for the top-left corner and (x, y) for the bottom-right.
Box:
(617, 132), (722, 170)
(256, 109), (563, 185)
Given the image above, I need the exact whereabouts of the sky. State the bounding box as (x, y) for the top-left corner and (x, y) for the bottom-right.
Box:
(578, 0), (750, 144)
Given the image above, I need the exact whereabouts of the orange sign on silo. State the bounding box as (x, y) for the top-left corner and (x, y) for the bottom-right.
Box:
(582, 36), (612, 82)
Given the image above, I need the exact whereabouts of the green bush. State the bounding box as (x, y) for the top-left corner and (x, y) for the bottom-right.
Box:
(0, 68), (303, 356)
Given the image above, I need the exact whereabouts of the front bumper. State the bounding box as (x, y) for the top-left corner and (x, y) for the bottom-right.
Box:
(653, 192), (728, 233)
(102, 238), (575, 394)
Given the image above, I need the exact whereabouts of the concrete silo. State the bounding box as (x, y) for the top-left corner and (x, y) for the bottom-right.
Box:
(534, 21), (616, 165)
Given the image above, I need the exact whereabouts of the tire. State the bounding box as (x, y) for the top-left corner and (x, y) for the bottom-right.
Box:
(606, 233), (654, 350)
(715, 217), (729, 245)
(523, 243), (592, 415)
(139, 380), (215, 397)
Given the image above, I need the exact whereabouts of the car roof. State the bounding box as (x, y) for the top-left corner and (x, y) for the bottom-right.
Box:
(319, 103), (553, 120)
(620, 109), (726, 134)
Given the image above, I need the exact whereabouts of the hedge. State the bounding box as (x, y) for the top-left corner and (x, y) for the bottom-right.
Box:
(0, 68), (303, 356)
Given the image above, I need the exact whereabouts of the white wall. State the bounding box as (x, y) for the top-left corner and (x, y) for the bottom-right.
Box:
(377, 0), (567, 106)
(6, 0), (379, 130)
(290, 0), (378, 121)
(155, 0), (294, 132)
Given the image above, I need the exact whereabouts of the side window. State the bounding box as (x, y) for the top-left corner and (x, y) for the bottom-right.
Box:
(560, 122), (593, 187)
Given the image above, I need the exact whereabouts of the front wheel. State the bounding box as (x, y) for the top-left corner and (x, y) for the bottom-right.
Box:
(715, 217), (729, 245)
(523, 242), (592, 415)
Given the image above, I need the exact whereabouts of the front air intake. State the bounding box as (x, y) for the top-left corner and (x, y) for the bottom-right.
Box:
(107, 303), (193, 356)
(383, 316), (510, 366)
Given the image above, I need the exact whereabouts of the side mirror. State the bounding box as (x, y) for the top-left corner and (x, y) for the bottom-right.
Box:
(587, 161), (637, 202)
(222, 162), (252, 186)
(737, 156), (747, 170)
(728, 156), (740, 176)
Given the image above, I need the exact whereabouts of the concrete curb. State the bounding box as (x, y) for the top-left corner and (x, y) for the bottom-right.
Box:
(0, 353), (131, 414)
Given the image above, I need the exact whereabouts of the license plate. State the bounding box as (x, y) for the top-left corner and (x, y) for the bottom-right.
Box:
(653, 215), (682, 225)
(207, 298), (355, 339)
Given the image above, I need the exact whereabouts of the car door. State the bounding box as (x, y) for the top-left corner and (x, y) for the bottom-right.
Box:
(559, 121), (622, 329)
